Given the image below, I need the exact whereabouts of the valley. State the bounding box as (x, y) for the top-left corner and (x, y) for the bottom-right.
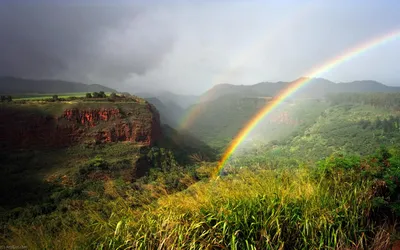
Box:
(1, 2), (400, 248)
(2, 79), (400, 249)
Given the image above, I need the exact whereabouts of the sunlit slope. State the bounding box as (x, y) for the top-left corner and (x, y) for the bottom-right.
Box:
(39, 147), (399, 249)
(279, 97), (400, 160)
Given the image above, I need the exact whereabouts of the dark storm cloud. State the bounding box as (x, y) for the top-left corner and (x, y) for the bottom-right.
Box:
(0, 0), (399, 94)
(0, 1), (174, 82)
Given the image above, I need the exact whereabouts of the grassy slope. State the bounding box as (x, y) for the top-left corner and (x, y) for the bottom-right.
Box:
(7, 149), (400, 249)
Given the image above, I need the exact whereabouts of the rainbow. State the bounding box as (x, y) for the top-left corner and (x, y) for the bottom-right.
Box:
(179, 2), (317, 130)
(179, 88), (215, 130)
(215, 29), (400, 175)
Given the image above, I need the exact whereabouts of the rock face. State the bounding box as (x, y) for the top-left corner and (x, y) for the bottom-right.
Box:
(0, 103), (161, 150)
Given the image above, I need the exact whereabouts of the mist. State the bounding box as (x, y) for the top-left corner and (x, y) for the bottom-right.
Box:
(1, 0), (399, 95)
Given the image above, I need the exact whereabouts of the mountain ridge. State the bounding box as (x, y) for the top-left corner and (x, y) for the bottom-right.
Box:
(0, 76), (116, 94)
(202, 78), (400, 101)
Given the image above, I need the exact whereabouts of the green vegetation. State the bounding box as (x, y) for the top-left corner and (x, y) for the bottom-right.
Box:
(3, 147), (400, 249)
(185, 97), (328, 151)
(0, 95), (12, 102)
(12, 92), (115, 101)
(3, 92), (400, 248)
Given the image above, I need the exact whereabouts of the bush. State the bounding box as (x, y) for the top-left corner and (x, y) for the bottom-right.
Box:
(99, 91), (107, 98)
(1, 95), (12, 102)
(92, 91), (107, 98)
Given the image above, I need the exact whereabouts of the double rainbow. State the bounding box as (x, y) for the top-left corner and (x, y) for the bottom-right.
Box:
(215, 30), (400, 175)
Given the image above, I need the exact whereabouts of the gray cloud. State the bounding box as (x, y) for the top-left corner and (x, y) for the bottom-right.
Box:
(0, 1), (174, 83)
(0, 0), (399, 94)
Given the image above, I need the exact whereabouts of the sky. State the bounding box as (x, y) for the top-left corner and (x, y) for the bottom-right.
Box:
(0, 0), (399, 95)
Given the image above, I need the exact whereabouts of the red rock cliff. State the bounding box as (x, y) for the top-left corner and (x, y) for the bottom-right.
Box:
(0, 103), (161, 150)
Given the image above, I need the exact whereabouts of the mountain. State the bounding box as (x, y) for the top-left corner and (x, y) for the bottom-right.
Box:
(183, 95), (328, 149)
(136, 90), (199, 109)
(145, 97), (184, 128)
(202, 78), (400, 101)
(0, 76), (116, 94)
(4, 90), (400, 249)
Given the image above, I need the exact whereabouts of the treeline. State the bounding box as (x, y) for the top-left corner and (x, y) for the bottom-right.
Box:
(327, 92), (400, 108)
(13, 92), (142, 104)
(85, 91), (108, 98)
(0, 95), (12, 102)
(359, 115), (400, 132)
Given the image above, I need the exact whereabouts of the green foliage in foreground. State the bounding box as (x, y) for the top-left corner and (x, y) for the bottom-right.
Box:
(5, 147), (400, 249)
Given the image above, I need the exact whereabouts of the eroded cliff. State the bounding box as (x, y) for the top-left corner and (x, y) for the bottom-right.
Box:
(0, 101), (161, 150)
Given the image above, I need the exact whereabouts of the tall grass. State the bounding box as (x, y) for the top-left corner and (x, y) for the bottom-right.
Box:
(5, 155), (398, 249)
(66, 167), (382, 249)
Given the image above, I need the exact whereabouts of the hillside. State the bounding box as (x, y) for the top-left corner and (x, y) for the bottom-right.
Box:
(137, 90), (199, 109)
(202, 78), (400, 101)
(0, 97), (215, 211)
(182, 96), (329, 149)
(145, 97), (184, 128)
(3, 93), (400, 249)
(182, 96), (269, 148)
(0, 76), (116, 94)
(279, 93), (400, 160)
(227, 93), (400, 170)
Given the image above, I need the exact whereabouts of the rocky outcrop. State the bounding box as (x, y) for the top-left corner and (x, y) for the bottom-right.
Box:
(0, 103), (161, 150)
(62, 108), (120, 127)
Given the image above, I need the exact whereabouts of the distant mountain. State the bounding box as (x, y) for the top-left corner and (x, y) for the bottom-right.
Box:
(202, 78), (400, 101)
(145, 97), (184, 128)
(136, 90), (199, 109)
(158, 124), (217, 163)
(0, 76), (116, 94)
(182, 95), (271, 148)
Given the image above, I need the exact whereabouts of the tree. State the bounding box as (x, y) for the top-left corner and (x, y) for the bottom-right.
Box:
(374, 118), (383, 129)
(99, 91), (107, 98)
(6, 96), (12, 102)
(92, 92), (100, 98)
(52, 95), (59, 101)
(110, 92), (117, 99)
(86, 93), (92, 98)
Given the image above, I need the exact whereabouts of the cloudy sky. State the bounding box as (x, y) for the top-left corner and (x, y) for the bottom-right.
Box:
(1, 0), (399, 94)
